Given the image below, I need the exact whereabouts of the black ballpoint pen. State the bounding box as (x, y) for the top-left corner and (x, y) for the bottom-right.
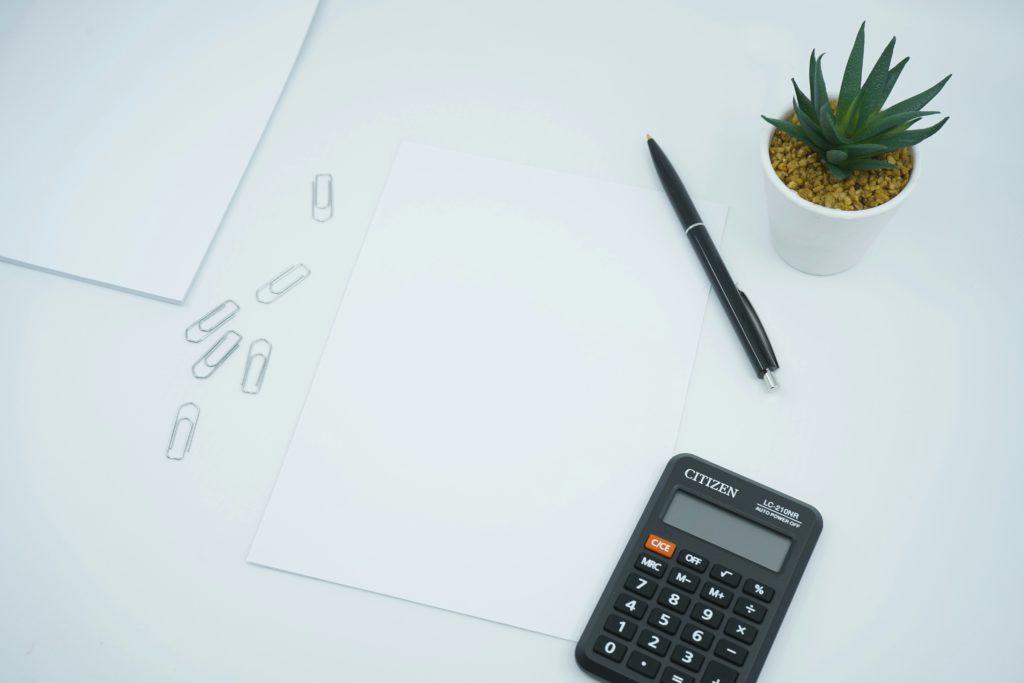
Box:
(646, 134), (780, 389)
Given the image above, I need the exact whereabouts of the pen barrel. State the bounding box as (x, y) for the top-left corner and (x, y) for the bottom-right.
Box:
(648, 140), (701, 229)
(686, 226), (774, 376)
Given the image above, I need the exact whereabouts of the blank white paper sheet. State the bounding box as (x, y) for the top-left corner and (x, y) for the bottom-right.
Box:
(249, 143), (727, 640)
(0, 0), (319, 301)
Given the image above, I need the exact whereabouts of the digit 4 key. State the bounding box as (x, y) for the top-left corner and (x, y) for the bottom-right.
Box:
(575, 454), (822, 683)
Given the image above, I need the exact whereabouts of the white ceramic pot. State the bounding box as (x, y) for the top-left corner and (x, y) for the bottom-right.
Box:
(761, 116), (918, 275)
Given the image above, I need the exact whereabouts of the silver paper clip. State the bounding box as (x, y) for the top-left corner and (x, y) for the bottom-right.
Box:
(312, 173), (333, 222)
(166, 402), (200, 460)
(192, 330), (242, 379)
(185, 299), (240, 343)
(241, 339), (272, 394)
(256, 264), (311, 304)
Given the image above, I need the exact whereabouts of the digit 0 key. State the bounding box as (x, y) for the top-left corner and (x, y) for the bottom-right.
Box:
(575, 454), (822, 683)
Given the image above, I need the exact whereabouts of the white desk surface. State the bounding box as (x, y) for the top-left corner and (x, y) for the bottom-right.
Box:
(2, 1), (1022, 681)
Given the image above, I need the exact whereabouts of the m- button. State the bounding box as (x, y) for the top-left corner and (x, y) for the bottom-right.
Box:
(644, 534), (677, 559)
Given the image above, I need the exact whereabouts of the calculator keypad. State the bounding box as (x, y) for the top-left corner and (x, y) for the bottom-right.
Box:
(593, 534), (781, 682)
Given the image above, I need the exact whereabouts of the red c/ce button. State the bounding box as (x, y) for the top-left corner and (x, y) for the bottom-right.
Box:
(644, 533), (676, 558)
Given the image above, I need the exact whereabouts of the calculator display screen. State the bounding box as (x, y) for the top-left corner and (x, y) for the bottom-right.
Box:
(663, 491), (791, 571)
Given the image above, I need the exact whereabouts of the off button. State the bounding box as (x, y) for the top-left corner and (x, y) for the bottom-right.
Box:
(644, 534), (677, 559)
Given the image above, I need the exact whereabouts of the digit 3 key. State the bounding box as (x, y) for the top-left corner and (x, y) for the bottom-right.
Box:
(575, 454), (822, 683)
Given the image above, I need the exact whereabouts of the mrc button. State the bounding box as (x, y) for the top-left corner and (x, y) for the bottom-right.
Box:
(635, 553), (667, 578)
(644, 534), (677, 558)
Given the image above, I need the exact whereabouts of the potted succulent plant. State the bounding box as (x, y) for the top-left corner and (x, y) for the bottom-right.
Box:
(761, 23), (950, 274)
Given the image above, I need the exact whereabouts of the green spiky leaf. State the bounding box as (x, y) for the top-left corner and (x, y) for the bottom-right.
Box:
(762, 22), (950, 179)
(836, 22), (865, 124)
(844, 158), (899, 171)
(791, 78), (814, 119)
(879, 57), (909, 108)
(881, 74), (952, 117)
(826, 163), (851, 179)
(761, 116), (815, 148)
(865, 116), (949, 147)
(812, 53), (829, 114)
(792, 101), (832, 149)
(826, 149), (848, 164)
(856, 36), (896, 127)
(839, 143), (890, 157)
(856, 110), (938, 139)
(807, 50), (820, 112)
(818, 104), (850, 145)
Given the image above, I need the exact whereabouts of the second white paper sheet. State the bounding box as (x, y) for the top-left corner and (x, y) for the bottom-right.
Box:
(250, 142), (727, 640)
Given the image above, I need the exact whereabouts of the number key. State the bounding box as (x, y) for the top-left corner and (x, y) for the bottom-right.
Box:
(604, 614), (637, 641)
(647, 608), (681, 635)
(639, 628), (670, 656)
(593, 635), (626, 663)
(681, 623), (714, 651)
(724, 617), (756, 645)
(710, 564), (741, 588)
(626, 571), (657, 598)
(670, 644), (705, 672)
(700, 582), (733, 608)
(734, 598), (767, 624)
(691, 602), (724, 629)
(657, 587), (691, 614)
(614, 593), (648, 619)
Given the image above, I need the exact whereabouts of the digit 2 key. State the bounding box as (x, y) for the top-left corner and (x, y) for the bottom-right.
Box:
(575, 454), (822, 683)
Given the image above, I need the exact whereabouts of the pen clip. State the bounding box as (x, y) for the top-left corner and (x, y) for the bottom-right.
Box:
(737, 289), (779, 371)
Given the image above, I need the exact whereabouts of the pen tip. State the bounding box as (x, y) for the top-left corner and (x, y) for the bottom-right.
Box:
(644, 134), (652, 141)
(763, 370), (779, 391)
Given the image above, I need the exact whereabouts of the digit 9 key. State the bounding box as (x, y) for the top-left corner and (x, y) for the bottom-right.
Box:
(575, 454), (822, 683)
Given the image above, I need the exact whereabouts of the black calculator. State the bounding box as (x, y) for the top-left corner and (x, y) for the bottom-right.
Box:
(576, 454), (822, 683)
